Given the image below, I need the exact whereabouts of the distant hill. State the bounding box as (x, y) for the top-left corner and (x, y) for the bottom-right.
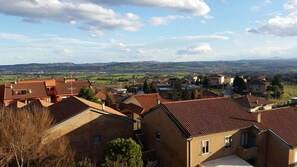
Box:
(0, 59), (297, 75)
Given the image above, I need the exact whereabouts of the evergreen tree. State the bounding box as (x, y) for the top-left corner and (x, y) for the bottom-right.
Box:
(233, 76), (247, 94)
(143, 80), (150, 93)
(102, 138), (143, 167)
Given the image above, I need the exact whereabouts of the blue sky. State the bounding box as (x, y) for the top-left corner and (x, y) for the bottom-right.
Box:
(0, 0), (297, 65)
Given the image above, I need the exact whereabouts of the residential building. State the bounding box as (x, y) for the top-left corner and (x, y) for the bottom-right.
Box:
(141, 97), (264, 167)
(234, 95), (275, 112)
(1, 82), (50, 106)
(123, 93), (170, 129)
(44, 96), (134, 162)
(208, 74), (225, 85)
(247, 79), (268, 95)
(141, 96), (297, 167)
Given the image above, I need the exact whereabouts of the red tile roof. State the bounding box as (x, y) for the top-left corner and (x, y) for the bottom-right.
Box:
(110, 103), (144, 115)
(159, 97), (257, 137)
(260, 106), (297, 147)
(95, 91), (107, 100)
(126, 93), (170, 112)
(55, 81), (90, 95)
(234, 95), (274, 108)
(49, 96), (129, 123)
(4, 82), (48, 100)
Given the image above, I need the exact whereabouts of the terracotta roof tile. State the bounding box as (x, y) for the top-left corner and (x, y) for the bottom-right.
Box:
(234, 95), (274, 108)
(127, 93), (170, 112)
(49, 96), (128, 123)
(260, 106), (297, 147)
(4, 82), (48, 100)
(95, 91), (107, 100)
(55, 81), (90, 95)
(161, 97), (257, 137)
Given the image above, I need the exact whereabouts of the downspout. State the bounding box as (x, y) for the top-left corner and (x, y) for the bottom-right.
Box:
(187, 137), (193, 167)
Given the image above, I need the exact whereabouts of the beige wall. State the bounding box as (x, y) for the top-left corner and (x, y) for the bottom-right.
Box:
(190, 129), (242, 166)
(142, 107), (188, 167)
(123, 97), (141, 107)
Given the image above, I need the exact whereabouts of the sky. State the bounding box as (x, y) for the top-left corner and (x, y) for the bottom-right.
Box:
(0, 0), (297, 65)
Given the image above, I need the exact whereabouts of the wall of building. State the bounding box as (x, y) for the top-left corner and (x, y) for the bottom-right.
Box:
(190, 129), (242, 166)
(266, 131), (290, 167)
(44, 110), (133, 163)
(142, 107), (188, 167)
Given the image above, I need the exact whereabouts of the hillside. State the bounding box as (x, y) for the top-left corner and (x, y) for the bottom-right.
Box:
(0, 59), (297, 75)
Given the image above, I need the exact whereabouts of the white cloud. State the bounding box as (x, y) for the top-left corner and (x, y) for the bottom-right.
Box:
(170, 35), (229, 41)
(98, 0), (210, 16)
(110, 39), (131, 52)
(247, 0), (297, 36)
(0, 33), (28, 41)
(177, 43), (213, 55)
(0, 0), (143, 36)
(149, 15), (184, 26)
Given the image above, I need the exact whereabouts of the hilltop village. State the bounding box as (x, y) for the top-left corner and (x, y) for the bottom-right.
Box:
(0, 74), (297, 167)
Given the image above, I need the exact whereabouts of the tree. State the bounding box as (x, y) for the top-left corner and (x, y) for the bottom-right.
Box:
(0, 108), (73, 167)
(202, 76), (209, 86)
(143, 80), (150, 93)
(181, 89), (191, 100)
(233, 76), (247, 94)
(272, 74), (284, 91)
(102, 138), (143, 167)
(78, 86), (98, 102)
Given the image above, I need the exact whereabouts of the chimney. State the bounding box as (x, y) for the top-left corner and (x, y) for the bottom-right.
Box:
(256, 100), (259, 104)
(157, 98), (161, 105)
(256, 112), (261, 123)
(28, 89), (32, 93)
(102, 101), (106, 111)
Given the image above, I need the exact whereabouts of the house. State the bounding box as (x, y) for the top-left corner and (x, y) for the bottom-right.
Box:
(1, 82), (50, 106)
(44, 96), (134, 162)
(54, 80), (91, 101)
(21, 99), (53, 111)
(123, 93), (170, 130)
(208, 74), (234, 86)
(247, 79), (268, 95)
(208, 74), (225, 85)
(259, 106), (297, 167)
(3, 78), (92, 103)
(141, 96), (297, 167)
(141, 97), (265, 167)
(234, 95), (275, 112)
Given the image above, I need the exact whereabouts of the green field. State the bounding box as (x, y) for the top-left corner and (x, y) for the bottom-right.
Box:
(270, 84), (297, 104)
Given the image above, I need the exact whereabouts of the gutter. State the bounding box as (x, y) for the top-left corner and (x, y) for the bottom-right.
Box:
(187, 137), (193, 167)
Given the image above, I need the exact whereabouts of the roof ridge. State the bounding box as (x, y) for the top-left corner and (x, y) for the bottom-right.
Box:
(162, 97), (226, 104)
(259, 106), (294, 113)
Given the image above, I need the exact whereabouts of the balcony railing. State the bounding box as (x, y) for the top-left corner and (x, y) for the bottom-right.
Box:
(237, 146), (258, 160)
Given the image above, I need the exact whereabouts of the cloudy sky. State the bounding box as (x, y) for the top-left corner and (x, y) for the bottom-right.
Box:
(0, 0), (297, 65)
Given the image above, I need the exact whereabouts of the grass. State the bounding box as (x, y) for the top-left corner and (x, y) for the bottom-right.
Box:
(270, 84), (297, 105)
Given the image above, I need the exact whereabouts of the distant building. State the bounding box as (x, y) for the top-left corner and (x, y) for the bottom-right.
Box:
(247, 79), (268, 95)
(208, 74), (234, 86)
(0, 78), (92, 105)
(234, 95), (275, 112)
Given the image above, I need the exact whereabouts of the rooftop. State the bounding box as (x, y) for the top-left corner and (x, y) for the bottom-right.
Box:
(160, 97), (257, 137)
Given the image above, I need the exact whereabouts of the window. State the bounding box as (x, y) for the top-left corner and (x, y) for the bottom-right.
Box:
(93, 135), (101, 144)
(202, 140), (210, 154)
(156, 131), (160, 141)
(241, 132), (248, 148)
(225, 136), (232, 148)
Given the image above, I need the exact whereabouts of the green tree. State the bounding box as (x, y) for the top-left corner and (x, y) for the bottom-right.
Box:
(143, 80), (151, 93)
(202, 76), (209, 86)
(233, 76), (247, 94)
(102, 138), (143, 167)
(181, 89), (191, 100)
(272, 74), (284, 90)
(78, 86), (98, 102)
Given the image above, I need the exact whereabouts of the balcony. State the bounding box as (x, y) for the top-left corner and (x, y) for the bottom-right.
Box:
(237, 146), (258, 160)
